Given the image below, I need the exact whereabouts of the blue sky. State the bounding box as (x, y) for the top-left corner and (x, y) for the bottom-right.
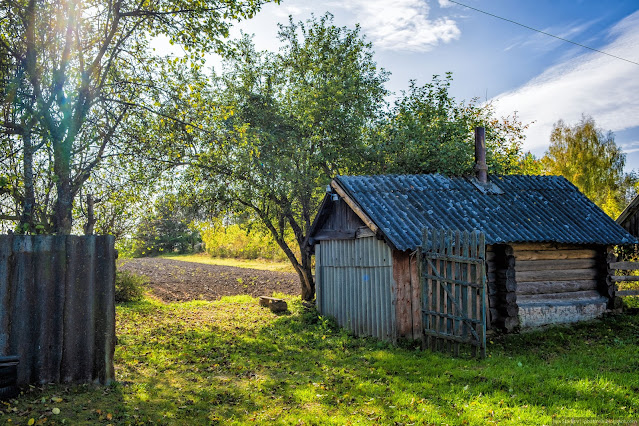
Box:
(210, 0), (639, 170)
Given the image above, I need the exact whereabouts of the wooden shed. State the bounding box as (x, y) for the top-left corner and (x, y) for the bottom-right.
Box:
(617, 194), (639, 237)
(308, 173), (637, 344)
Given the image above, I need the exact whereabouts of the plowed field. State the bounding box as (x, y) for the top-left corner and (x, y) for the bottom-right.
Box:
(118, 258), (299, 302)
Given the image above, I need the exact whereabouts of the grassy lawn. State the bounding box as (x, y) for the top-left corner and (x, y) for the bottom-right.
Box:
(2, 296), (639, 425)
(160, 253), (295, 273)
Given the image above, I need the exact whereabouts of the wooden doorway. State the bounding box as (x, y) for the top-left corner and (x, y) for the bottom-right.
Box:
(421, 228), (487, 358)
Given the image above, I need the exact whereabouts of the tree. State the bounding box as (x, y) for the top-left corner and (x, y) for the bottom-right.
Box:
(542, 115), (628, 218)
(0, 0), (274, 234)
(366, 73), (531, 175)
(209, 15), (389, 300)
(150, 14), (389, 300)
(132, 195), (201, 257)
(141, 16), (536, 301)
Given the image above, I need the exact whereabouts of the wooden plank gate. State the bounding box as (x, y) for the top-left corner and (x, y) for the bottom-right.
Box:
(421, 228), (487, 358)
(608, 260), (639, 298)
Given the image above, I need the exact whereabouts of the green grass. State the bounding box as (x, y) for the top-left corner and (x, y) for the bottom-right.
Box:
(3, 297), (639, 425)
(625, 296), (639, 309)
(159, 253), (295, 273)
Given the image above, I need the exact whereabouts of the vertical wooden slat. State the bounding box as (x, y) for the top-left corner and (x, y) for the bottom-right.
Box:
(461, 231), (470, 345)
(423, 229), (433, 351)
(478, 233), (487, 358)
(437, 229), (445, 351)
(416, 247), (425, 349)
(453, 230), (461, 357)
(472, 231), (480, 358)
(430, 229), (435, 351)
(434, 228), (439, 352)
(420, 228), (487, 359)
(445, 230), (453, 355)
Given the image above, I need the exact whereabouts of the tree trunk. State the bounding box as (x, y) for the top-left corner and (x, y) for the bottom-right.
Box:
(280, 240), (314, 301)
(52, 143), (74, 234)
(53, 184), (73, 234)
(83, 194), (96, 235)
(254, 208), (316, 300)
(298, 243), (315, 301)
(19, 128), (35, 233)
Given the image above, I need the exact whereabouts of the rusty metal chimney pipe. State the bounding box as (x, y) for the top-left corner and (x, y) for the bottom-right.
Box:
(474, 126), (488, 183)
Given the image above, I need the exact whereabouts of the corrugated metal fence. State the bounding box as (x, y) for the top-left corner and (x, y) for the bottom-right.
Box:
(0, 235), (116, 385)
(316, 237), (396, 341)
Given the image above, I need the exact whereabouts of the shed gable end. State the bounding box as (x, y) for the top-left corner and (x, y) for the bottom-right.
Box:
(310, 198), (374, 243)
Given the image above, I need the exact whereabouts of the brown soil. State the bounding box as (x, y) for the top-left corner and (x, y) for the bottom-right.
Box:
(118, 258), (300, 302)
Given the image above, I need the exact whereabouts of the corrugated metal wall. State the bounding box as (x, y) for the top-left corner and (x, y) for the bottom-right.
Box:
(0, 235), (116, 386)
(316, 237), (396, 341)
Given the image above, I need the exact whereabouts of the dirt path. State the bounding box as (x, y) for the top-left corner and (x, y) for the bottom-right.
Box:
(118, 258), (300, 302)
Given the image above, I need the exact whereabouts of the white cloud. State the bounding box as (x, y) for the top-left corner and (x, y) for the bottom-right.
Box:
(268, 2), (310, 19)
(504, 20), (598, 53)
(492, 11), (639, 154)
(232, 0), (460, 53)
(621, 141), (639, 154)
(339, 0), (461, 52)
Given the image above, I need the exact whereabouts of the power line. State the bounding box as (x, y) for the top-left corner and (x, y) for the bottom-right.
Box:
(448, 0), (639, 67)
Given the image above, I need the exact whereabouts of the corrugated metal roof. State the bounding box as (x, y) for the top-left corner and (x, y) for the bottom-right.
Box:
(334, 174), (637, 251)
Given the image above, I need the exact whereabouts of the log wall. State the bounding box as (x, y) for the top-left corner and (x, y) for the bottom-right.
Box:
(0, 235), (116, 386)
(486, 245), (518, 332)
(510, 243), (609, 328)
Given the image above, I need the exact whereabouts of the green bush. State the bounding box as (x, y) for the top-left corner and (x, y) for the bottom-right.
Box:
(129, 195), (202, 257)
(132, 215), (201, 257)
(200, 221), (295, 261)
(115, 270), (148, 302)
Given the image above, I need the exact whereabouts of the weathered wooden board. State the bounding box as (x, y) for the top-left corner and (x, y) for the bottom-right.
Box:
(355, 227), (376, 239)
(312, 230), (356, 241)
(608, 261), (639, 270)
(517, 290), (602, 303)
(610, 275), (639, 282)
(516, 268), (598, 282)
(513, 249), (598, 261)
(421, 228), (486, 358)
(516, 259), (597, 272)
(517, 280), (598, 295)
(616, 289), (639, 296)
(393, 251), (414, 340)
(331, 182), (379, 233)
(510, 243), (585, 251)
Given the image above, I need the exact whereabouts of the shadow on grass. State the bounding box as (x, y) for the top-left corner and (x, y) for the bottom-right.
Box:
(5, 298), (639, 424)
